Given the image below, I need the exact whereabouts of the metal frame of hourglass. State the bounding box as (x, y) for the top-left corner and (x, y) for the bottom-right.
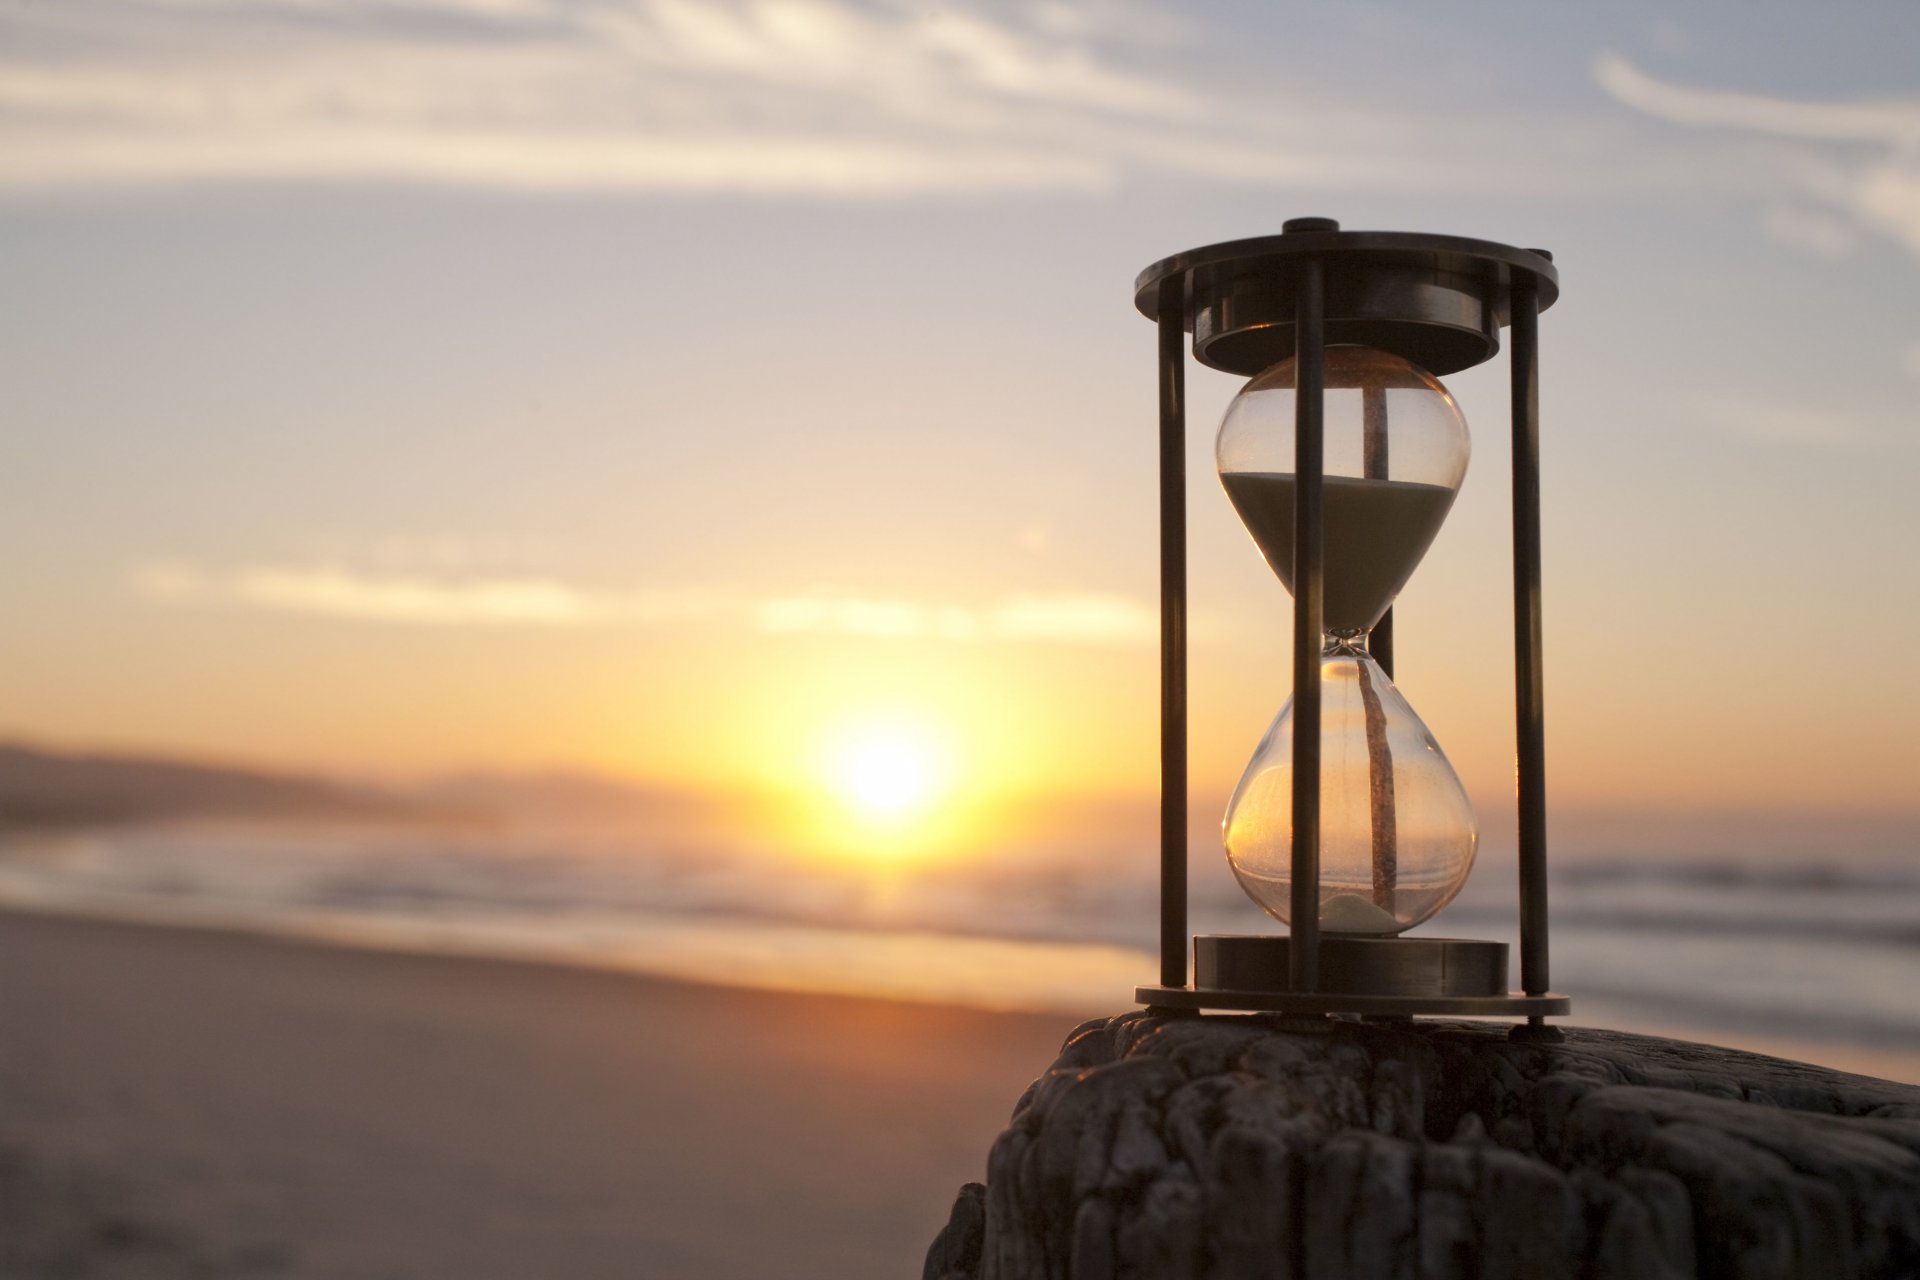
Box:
(1131, 217), (1571, 1034)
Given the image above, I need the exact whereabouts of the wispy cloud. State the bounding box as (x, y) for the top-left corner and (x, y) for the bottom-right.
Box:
(1596, 54), (1920, 259)
(0, 0), (1250, 196)
(133, 559), (1157, 643)
(3, 2), (1668, 200)
(1595, 55), (1920, 142)
(755, 592), (1155, 644)
(133, 560), (722, 625)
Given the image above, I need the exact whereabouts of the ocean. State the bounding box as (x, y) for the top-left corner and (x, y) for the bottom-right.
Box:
(1, 823), (1915, 1070)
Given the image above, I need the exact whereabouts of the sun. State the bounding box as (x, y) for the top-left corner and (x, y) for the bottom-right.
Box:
(826, 721), (945, 825)
(805, 713), (968, 862)
(837, 732), (936, 819)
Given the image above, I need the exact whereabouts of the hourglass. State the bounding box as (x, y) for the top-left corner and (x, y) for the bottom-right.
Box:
(1131, 219), (1569, 1028)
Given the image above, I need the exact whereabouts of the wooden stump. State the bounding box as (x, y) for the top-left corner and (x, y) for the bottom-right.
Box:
(925, 1012), (1920, 1280)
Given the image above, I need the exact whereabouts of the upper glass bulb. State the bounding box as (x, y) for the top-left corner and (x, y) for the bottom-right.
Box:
(1216, 345), (1476, 936)
(1216, 345), (1470, 635)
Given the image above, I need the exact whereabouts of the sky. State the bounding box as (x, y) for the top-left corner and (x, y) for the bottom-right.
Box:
(2, 0), (1918, 861)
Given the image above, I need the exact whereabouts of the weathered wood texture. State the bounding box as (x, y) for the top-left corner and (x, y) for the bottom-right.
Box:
(926, 1012), (1920, 1280)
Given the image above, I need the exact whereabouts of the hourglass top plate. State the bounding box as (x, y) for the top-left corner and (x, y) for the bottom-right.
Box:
(1134, 228), (1559, 377)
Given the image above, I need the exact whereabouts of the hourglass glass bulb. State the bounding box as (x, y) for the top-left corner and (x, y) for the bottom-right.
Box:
(1216, 345), (1476, 935)
(1217, 346), (1470, 633)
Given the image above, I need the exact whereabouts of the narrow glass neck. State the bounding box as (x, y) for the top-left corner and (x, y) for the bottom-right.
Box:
(1323, 628), (1371, 658)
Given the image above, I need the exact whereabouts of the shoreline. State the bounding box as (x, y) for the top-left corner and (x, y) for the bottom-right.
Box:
(4, 893), (1916, 1086)
(0, 891), (1123, 1023)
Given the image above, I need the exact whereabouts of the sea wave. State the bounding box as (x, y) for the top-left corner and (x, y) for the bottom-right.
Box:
(1, 826), (1916, 1053)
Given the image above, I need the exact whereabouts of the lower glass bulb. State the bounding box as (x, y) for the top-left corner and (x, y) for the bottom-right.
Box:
(1223, 638), (1476, 934)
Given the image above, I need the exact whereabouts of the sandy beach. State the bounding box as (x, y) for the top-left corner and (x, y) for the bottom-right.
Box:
(0, 909), (1068, 1279)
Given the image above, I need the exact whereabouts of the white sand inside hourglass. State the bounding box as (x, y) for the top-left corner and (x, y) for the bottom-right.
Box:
(1220, 473), (1457, 634)
(1318, 892), (1403, 935)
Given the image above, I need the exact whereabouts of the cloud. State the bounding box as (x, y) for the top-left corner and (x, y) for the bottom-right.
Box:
(134, 559), (1156, 643)
(0, 1), (1653, 201)
(987, 595), (1156, 644)
(133, 560), (722, 625)
(0, 0), (1249, 196)
(755, 592), (1156, 644)
(1595, 55), (1920, 143)
(756, 596), (932, 639)
(1595, 54), (1920, 258)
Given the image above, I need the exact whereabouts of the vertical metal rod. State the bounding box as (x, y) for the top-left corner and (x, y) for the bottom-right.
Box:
(1289, 258), (1325, 994)
(1510, 274), (1550, 1002)
(1156, 282), (1189, 991)
(1363, 382), (1393, 680)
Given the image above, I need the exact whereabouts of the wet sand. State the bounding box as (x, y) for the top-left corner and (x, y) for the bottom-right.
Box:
(0, 910), (1068, 1279)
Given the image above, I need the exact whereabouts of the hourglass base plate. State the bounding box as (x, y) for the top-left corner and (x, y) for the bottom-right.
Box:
(1134, 985), (1570, 1018)
(1133, 934), (1570, 1018)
